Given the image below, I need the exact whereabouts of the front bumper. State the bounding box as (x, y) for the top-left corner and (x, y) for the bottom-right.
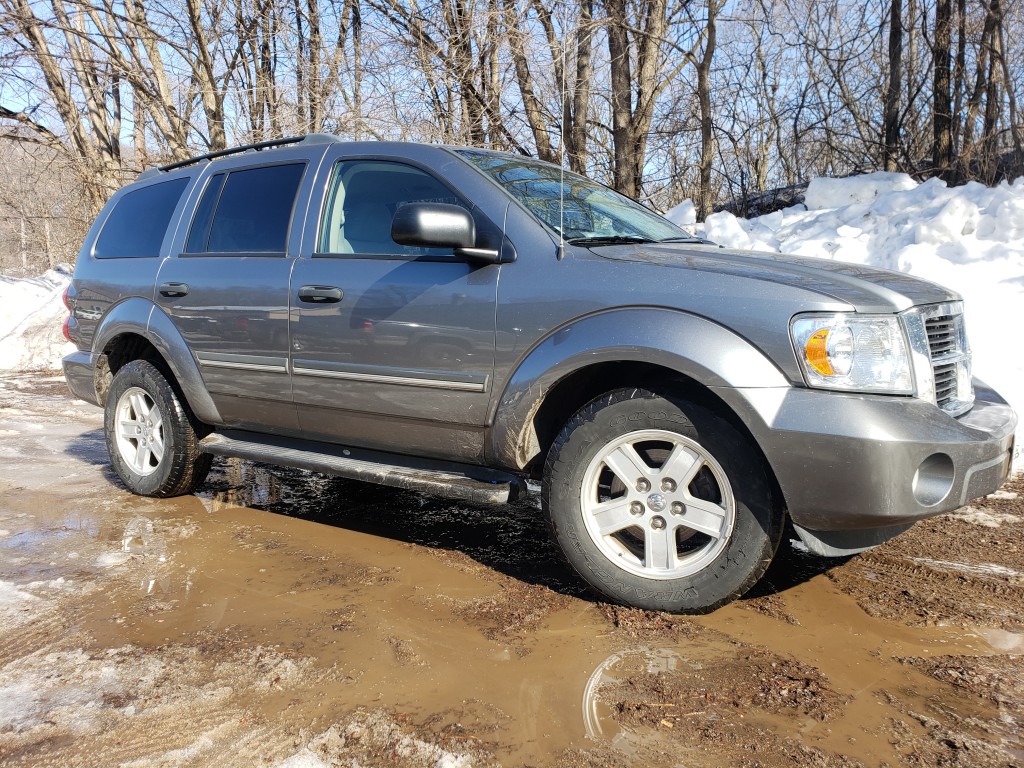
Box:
(62, 350), (102, 407)
(733, 378), (1016, 533)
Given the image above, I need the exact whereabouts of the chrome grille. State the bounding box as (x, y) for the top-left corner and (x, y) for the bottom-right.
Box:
(926, 315), (958, 357)
(932, 361), (957, 404)
(919, 305), (972, 415)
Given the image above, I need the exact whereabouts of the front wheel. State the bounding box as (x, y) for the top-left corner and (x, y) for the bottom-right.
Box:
(543, 388), (783, 613)
(104, 360), (212, 497)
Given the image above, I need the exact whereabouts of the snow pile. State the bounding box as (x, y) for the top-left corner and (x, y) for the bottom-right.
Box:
(697, 172), (1023, 468)
(804, 172), (918, 209)
(664, 198), (696, 226)
(0, 266), (75, 371)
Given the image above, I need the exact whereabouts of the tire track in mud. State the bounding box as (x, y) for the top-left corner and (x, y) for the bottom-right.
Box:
(827, 492), (1024, 629)
(0, 609), (80, 668)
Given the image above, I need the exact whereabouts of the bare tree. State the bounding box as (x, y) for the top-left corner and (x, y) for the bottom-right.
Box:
(883, 0), (902, 171)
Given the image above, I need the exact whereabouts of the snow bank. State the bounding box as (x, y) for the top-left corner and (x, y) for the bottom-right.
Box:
(701, 172), (1024, 470)
(0, 266), (75, 371)
(664, 198), (697, 226)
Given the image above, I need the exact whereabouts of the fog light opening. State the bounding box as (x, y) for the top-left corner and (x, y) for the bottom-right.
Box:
(912, 453), (954, 507)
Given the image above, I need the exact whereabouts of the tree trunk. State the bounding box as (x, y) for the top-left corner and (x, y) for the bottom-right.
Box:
(883, 0), (902, 171)
(696, 0), (719, 220)
(605, 0), (639, 197)
(567, 0), (593, 174)
(933, 0), (953, 178)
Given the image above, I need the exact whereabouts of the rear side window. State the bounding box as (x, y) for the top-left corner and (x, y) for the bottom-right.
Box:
(187, 163), (305, 254)
(93, 177), (190, 259)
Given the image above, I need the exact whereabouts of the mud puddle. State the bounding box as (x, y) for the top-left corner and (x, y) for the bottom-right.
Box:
(2, 372), (1022, 767)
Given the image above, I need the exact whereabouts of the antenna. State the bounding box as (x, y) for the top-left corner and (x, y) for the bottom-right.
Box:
(556, 0), (568, 260)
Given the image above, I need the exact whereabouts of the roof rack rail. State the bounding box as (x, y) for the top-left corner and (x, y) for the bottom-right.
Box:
(155, 133), (338, 173)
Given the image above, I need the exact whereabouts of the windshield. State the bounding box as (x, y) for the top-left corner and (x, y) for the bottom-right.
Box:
(456, 150), (696, 244)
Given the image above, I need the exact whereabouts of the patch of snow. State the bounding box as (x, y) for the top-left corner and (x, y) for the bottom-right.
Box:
(283, 712), (480, 768)
(987, 489), (1019, 500)
(953, 506), (1021, 528)
(0, 266), (76, 371)
(272, 750), (333, 768)
(911, 557), (1023, 580)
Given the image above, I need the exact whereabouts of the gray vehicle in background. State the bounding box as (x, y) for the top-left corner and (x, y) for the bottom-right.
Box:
(61, 134), (1017, 612)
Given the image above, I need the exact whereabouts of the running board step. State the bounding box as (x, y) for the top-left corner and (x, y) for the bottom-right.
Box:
(199, 430), (525, 505)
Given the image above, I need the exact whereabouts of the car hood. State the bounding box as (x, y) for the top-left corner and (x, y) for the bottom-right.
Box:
(592, 242), (959, 312)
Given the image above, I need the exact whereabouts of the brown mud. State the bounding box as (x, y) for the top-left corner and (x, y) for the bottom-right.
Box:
(1, 371), (1022, 767)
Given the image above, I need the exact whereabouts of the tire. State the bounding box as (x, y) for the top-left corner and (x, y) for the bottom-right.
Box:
(104, 359), (212, 497)
(543, 388), (783, 613)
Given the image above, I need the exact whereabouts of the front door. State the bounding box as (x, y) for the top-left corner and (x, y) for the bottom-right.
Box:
(289, 158), (500, 462)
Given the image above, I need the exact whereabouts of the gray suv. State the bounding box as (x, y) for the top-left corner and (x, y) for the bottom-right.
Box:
(62, 134), (1017, 612)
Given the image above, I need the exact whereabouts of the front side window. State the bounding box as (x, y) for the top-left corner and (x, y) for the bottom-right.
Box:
(319, 160), (466, 256)
(456, 150), (695, 244)
(93, 177), (190, 259)
(187, 163), (305, 254)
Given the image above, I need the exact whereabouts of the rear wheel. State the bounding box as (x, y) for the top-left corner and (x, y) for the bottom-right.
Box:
(543, 388), (783, 612)
(104, 360), (212, 497)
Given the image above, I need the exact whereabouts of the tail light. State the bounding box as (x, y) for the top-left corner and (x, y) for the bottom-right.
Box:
(62, 284), (74, 343)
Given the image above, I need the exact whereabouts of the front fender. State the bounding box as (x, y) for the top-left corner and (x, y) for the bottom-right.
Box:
(488, 307), (790, 469)
(91, 298), (222, 425)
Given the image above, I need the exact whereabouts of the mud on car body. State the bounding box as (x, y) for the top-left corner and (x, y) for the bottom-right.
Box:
(62, 134), (1017, 612)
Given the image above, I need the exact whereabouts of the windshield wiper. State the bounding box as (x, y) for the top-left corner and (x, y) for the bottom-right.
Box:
(567, 235), (654, 246)
(657, 236), (707, 244)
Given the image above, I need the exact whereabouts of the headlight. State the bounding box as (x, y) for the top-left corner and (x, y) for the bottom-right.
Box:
(790, 313), (914, 394)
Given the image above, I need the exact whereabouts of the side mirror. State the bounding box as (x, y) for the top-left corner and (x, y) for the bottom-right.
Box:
(391, 203), (503, 265)
(392, 202), (475, 248)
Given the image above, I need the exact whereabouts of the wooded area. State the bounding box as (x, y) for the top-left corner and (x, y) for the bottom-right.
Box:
(1, 0), (1022, 272)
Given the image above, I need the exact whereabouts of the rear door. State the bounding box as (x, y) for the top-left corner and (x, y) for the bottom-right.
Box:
(288, 150), (503, 462)
(155, 151), (321, 433)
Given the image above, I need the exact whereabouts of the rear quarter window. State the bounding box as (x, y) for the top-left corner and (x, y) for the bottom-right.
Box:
(93, 177), (190, 259)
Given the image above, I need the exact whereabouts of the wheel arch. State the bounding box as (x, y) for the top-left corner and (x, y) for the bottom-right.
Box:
(91, 298), (222, 425)
(488, 308), (791, 479)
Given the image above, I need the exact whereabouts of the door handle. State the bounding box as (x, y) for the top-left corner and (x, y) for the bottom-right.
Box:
(158, 282), (189, 298)
(298, 285), (344, 303)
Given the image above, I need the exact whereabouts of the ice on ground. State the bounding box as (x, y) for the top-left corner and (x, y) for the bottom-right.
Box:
(95, 551), (134, 568)
(703, 173), (1024, 469)
(0, 579), (43, 626)
(0, 266), (75, 371)
(0, 649), (141, 733)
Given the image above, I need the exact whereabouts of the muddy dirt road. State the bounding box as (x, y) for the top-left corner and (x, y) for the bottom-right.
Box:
(1, 371), (1022, 768)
